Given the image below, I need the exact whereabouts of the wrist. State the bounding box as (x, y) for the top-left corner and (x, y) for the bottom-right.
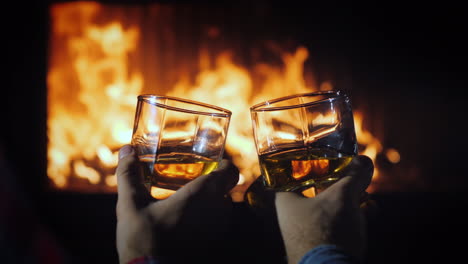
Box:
(118, 244), (155, 264)
(298, 244), (362, 264)
(283, 237), (324, 264)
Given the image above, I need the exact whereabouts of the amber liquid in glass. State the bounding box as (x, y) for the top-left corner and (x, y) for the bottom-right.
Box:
(259, 147), (354, 191)
(148, 153), (219, 190)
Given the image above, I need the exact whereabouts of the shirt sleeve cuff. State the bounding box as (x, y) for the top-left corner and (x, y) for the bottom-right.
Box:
(298, 244), (360, 264)
(127, 256), (160, 264)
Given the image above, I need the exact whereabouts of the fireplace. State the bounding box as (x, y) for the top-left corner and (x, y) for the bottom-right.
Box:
(2, 1), (468, 263)
(45, 1), (404, 200)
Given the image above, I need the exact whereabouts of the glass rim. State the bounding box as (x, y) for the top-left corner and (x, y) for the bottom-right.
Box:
(250, 90), (346, 112)
(138, 94), (232, 117)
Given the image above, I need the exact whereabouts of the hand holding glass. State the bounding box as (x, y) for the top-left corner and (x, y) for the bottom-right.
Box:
(131, 95), (231, 191)
(250, 90), (358, 192)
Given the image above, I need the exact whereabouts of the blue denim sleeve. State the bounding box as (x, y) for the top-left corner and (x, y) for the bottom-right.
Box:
(128, 245), (359, 264)
(298, 245), (361, 264)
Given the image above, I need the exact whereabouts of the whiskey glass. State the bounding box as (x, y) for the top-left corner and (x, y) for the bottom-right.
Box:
(131, 95), (231, 191)
(250, 90), (358, 192)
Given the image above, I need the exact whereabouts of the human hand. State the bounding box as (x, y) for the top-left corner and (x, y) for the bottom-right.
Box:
(275, 155), (374, 263)
(115, 145), (239, 263)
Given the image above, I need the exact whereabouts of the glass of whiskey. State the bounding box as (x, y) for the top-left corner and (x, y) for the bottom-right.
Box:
(131, 95), (231, 193)
(250, 90), (358, 193)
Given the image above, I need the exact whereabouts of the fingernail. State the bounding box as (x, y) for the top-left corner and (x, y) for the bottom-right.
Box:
(119, 145), (134, 159)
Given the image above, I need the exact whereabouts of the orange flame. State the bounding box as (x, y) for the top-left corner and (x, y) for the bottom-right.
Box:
(48, 3), (141, 191)
(47, 2), (388, 197)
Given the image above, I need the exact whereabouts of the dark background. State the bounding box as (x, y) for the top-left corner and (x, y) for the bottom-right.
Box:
(2, 0), (467, 263)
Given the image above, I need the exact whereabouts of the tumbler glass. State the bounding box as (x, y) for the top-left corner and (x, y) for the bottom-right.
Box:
(250, 90), (358, 192)
(131, 95), (231, 191)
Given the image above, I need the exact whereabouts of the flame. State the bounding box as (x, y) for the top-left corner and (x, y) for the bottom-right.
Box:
(165, 48), (322, 199)
(353, 111), (383, 177)
(73, 160), (100, 184)
(48, 3), (141, 190)
(292, 160), (329, 179)
(47, 2), (388, 196)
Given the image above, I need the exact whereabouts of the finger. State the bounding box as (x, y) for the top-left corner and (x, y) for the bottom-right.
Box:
(344, 155), (374, 194)
(275, 191), (304, 210)
(323, 155), (374, 204)
(209, 159), (240, 195)
(170, 159), (240, 202)
(116, 145), (152, 217)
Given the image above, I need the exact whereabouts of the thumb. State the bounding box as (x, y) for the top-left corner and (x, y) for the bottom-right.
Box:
(275, 191), (304, 211)
(321, 155), (374, 204)
(344, 155), (374, 193)
(116, 145), (152, 218)
(170, 159), (240, 201)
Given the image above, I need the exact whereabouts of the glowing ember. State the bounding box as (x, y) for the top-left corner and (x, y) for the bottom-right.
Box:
(47, 2), (391, 197)
(386, 148), (401, 164)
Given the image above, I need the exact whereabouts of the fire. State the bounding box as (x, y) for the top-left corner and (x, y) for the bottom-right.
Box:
(47, 2), (389, 197)
(48, 3), (141, 191)
(353, 111), (383, 192)
(292, 160), (329, 179)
